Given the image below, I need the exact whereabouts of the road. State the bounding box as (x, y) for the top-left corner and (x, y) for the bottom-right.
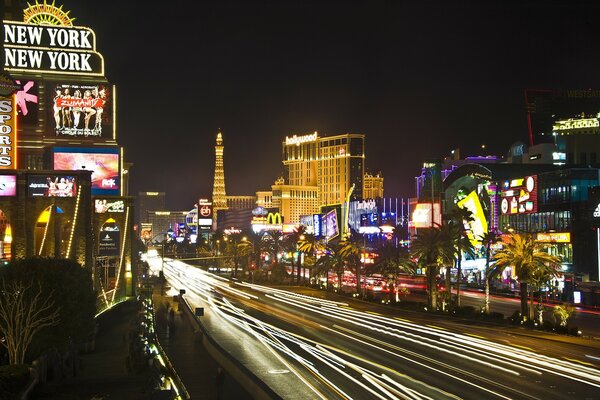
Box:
(150, 257), (600, 400)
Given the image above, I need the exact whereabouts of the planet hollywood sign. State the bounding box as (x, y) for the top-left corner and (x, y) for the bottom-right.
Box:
(285, 132), (318, 146)
(3, 21), (104, 76)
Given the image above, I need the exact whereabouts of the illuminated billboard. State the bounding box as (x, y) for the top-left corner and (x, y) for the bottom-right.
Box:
(47, 83), (112, 139)
(198, 199), (213, 230)
(95, 199), (125, 213)
(0, 95), (17, 169)
(28, 175), (76, 197)
(3, 18), (104, 76)
(500, 176), (538, 215)
(0, 175), (17, 196)
(457, 191), (488, 245)
(323, 209), (339, 240)
(140, 223), (153, 242)
(411, 203), (441, 228)
(53, 147), (119, 195)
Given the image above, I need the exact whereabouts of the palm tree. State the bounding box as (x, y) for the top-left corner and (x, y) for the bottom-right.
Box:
(338, 238), (363, 295)
(479, 230), (501, 314)
(445, 208), (476, 307)
(239, 231), (265, 282)
(410, 227), (454, 311)
(297, 232), (324, 284)
(312, 246), (345, 291)
(370, 244), (416, 304)
(492, 233), (562, 322)
(263, 230), (286, 281)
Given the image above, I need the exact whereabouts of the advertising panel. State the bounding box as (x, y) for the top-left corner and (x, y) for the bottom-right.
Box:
(47, 83), (112, 139)
(323, 209), (339, 240)
(590, 187), (600, 228)
(0, 95), (17, 169)
(313, 214), (322, 237)
(95, 199), (125, 213)
(53, 147), (119, 195)
(0, 175), (17, 196)
(140, 223), (153, 242)
(98, 230), (120, 256)
(500, 176), (538, 215)
(198, 199), (213, 229)
(536, 232), (571, 243)
(411, 203), (441, 228)
(457, 191), (488, 245)
(28, 175), (76, 197)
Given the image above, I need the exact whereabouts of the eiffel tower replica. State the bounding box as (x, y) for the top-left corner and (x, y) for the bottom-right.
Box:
(212, 130), (228, 227)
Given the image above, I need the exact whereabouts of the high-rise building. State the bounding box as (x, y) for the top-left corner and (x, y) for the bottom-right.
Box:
(551, 114), (600, 165)
(271, 177), (319, 224)
(146, 211), (189, 241)
(282, 132), (365, 208)
(137, 192), (166, 224)
(226, 195), (257, 210)
(212, 131), (228, 216)
(363, 172), (384, 199)
(256, 191), (274, 209)
(318, 134), (365, 205)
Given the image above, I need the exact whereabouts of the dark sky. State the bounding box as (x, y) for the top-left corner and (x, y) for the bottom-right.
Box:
(61, 0), (600, 209)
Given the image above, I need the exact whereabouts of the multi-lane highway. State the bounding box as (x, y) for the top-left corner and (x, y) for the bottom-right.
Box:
(150, 257), (600, 400)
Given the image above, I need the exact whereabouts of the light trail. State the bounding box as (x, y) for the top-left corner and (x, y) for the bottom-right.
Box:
(153, 257), (600, 400)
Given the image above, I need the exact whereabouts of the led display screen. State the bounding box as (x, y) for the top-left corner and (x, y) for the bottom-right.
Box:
(0, 175), (16, 196)
(457, 191), (488, 245)
(53, 147), (119, 195)
(500, 176), (538, 215)
(411, 203), (442, 228)
(28, 175), (76, 197)
(323, 209), (339, 240)
(47, 83), (112, 139)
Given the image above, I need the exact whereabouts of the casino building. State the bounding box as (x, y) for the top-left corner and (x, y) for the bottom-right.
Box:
(1, 2), (135, 309)
(282, 132), (365, 207)
(440, 162), (600, 302)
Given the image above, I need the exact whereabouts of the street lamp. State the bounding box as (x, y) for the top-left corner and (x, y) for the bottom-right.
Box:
(242, 236), (256, 283)
(163, 228), (174, 277)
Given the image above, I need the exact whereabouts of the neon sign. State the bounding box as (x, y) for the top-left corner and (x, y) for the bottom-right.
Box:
(553, 118), (599, 131)
(0, 96), (17, 168)
(285, 132), (318, 146)
(501, 175), (537, 215)
(457, 191), (488, 245)
(3, 14), (104, 76)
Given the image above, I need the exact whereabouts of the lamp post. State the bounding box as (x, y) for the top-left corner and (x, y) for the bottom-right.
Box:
(163, 228), (174, 277)
(242, 236), (256, 283)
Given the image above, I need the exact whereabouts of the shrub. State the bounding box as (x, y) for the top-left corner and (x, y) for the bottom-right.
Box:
(451, 305), (478, 318)
(568, 326), (581, 336)
(487, 311), (504, 320)
(508, 310), (523, 325)
(0, 364), (30, 398)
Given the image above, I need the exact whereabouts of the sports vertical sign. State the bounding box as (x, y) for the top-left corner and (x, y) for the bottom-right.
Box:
(0, 95), (17, 168)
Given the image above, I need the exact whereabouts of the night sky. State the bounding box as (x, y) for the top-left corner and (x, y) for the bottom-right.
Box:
(60, 0), (600, 209)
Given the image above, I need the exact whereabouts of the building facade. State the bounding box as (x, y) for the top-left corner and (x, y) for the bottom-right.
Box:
(226, 195), (257, 210)
(137, 192), (166, 224)
(270, 177), (319, 224)
(363, 172), (384, 199)
(2, 3), (135, 306)
(282, 132), (365, 208)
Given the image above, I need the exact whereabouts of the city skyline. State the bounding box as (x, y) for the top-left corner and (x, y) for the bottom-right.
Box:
(59, 0), (600, 209)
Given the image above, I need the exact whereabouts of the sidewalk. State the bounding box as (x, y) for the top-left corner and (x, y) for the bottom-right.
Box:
(153, 294), (251, 400)
(33, 300), (150, 399)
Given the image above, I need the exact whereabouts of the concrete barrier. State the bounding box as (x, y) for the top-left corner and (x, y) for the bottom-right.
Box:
(179, 295), (282, 400)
